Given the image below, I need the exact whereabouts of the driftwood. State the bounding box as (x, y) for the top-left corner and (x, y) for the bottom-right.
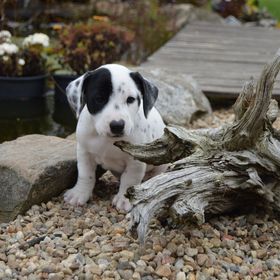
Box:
(116, 49), (280, 243)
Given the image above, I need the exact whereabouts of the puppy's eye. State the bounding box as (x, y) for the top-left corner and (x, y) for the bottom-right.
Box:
(127, 96), (135, 104)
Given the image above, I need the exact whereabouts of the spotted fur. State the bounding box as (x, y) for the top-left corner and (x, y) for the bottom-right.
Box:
(64, 64), (167, 212)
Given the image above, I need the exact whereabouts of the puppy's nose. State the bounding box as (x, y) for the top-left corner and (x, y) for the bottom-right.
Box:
(110, 119), (125, 135)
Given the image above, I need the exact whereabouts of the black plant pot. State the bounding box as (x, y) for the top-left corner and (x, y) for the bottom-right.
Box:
(0, 75), (47, 100)
(52, 74), (78, 104)
(0, 98), (48, 120)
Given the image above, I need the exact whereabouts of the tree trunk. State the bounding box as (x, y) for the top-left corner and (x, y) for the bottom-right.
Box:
(115, 49), (280, 243)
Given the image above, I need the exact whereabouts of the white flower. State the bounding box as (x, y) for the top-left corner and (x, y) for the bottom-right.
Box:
(0, 30), (12, 42)
(2, 56), (9, 61)
(22, 33), (50, 48)
(0, 42), (19, 55)
(18, 58), (25, 65)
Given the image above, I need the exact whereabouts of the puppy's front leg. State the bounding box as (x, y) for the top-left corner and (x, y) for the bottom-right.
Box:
(112, 160), (146, 212)
(64, 144), (96, 206)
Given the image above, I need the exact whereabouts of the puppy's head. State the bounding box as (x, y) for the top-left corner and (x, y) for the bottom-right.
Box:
(66, 64), (158, 137)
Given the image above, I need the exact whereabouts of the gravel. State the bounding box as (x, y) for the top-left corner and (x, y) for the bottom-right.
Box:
(1, 108), (280, 279)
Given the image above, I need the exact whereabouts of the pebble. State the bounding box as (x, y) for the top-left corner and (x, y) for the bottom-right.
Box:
(176, 271), (186, 280)
(0, 128), (279, 280)
(118, 269), (133, 280)
(232, 255), (243, 264)
(176, 244), (185, 257)
(256, 249), (267, 259)
(185, 247), (198, 257)
(174, 258), (184, 269)
(197, 254), (208, 266)
(155, 264), (172, 277)
(120, 250), (134, 260)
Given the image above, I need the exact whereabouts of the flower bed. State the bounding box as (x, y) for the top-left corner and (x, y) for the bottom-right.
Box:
(0, 31), (49, 100)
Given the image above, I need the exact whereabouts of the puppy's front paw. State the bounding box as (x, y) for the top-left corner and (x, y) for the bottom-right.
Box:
(112, 194), (132, 212)
(64, 185), (91, 206)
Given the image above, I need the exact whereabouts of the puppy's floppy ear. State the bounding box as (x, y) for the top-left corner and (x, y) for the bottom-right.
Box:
(130, 71), (158, 118)
(66, 72), (92, 118)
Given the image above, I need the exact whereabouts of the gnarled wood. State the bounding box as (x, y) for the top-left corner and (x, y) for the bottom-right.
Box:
(116, 49), (280, 243)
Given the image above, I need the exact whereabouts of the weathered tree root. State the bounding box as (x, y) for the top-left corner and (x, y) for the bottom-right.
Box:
(115, 49), (280, 243)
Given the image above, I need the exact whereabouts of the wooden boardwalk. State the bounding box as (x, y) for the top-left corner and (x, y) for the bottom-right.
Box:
(143, 21), (280, 101)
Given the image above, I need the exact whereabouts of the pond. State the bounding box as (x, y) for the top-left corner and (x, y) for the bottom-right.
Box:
(0, 93), (77, 144)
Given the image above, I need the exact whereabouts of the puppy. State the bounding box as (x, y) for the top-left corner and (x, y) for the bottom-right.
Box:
(64, 64), (166, 212)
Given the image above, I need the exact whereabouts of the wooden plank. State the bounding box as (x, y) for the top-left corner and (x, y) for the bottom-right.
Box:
(143, 21), (280, 101)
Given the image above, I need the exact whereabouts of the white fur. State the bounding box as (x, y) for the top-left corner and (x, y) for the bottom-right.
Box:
(64, 64), (167, 212)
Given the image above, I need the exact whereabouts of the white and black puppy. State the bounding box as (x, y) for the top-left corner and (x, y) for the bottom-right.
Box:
(64, 64), (166, 212)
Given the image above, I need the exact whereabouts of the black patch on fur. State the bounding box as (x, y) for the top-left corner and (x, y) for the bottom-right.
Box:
(115, 104), (120, 110)
(75, 80), (80, 87)
(82, 68), (112, 115)
(129, 72), (158, 118)
(137, 95), (140, 107)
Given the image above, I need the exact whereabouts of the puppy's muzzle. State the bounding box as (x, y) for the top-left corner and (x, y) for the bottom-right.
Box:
(110, 119), (125, 136)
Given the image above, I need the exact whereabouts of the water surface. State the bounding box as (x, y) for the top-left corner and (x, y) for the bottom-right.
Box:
(0, 93), (77, 143)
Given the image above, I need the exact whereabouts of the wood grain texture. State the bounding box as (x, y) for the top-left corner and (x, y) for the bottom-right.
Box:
(143, 21), (280, 100)
(116, 50), (280, 243)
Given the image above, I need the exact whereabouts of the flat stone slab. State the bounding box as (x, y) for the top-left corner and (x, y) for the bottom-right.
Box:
(134, 67), (212, 125)
(0, 135), (77, 222)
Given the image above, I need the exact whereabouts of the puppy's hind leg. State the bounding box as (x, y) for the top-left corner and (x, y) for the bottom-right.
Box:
(64, 144), (97, 206)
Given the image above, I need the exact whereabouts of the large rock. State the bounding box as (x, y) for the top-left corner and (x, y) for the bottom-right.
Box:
(134, 67), (212, 125)
(0, 135), (77, 223)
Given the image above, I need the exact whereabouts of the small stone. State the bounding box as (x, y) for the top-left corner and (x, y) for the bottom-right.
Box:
(232, 255), (243, 265)
(136, 260), (146, 267)
(61, 253), (85, 270)
(132, 272), (141, 280)
(249, 240), (260, 250)
(16, 231), (24, 241)
(176, 244), (185, 257)
(223, 239), (235, 249)
(207, 267), (215, 275)
(97, 259), (109, 271)
(266, 259), (280, 270)
(155, 264), (172, 277)
(191, 230), (204, 238)
(183, 265), (194, 273)
(176, 271), (186, 280)
(0, 253), (7, 262)
(251, 251), (257, 258)
(117, 260), (132, 270)
(256, 249), (267, 259)
(85, 264), (102, 276)
(118, 269), (133, 280)
(153, 244), (163, 252)
(239, 266), (250, 275)
(251, 265), (263, 275)
(5, 268), (12, 277)
(141, 253), (155, 261)
(197, 254), (208, 266)
(112, 226), (125, 235)
(120, 250), (134, 260)
(175, 258), (184, 269)
(48, 272), (64, 280)
(185, 248), (198, 257)
(187, 272), (196, 280)
(211, 238), (221, 247)
(166, 242), (177, 255)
